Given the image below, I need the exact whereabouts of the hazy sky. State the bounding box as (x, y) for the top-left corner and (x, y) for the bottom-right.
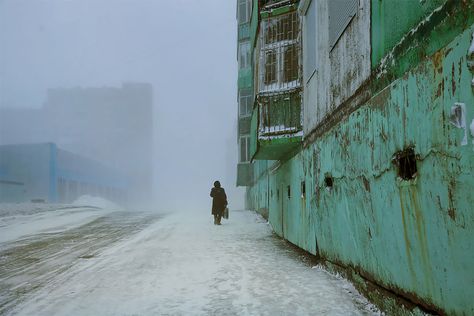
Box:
(0, 0), (245, 211)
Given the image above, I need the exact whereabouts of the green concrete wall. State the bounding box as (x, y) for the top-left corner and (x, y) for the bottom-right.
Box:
(371, 0), (447, 67)
(249, 0), (260, 52)
(236, 162), (254, 187)
(247, 24), (474, 314)
(238, 67), (252, 90)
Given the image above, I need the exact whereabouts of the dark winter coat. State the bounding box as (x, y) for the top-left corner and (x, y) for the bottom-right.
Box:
(210, 187), (227, 215)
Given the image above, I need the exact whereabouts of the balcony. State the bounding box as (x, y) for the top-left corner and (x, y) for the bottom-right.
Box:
(250, 89), (302, 160)
(249, 8), (302, 161)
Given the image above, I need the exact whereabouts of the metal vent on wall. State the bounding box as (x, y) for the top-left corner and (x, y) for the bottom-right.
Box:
(329, 0), (358, 50)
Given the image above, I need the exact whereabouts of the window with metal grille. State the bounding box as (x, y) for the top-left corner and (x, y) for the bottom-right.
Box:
(259, 11), (301, 93)
(328, 0), (358, 51)
(264, 51), (277, 85)
(283, 44), (298, 82)
(258, 89), (302, 136)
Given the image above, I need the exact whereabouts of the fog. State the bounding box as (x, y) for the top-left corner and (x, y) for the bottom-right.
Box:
(0, 0), (245, 212)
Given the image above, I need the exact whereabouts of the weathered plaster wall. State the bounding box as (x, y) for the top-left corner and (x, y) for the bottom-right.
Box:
(248, 26), (474, 314)
(329, 0), (371, 113)
(303, 0), (371, 135)
(303, 0), (329, 134)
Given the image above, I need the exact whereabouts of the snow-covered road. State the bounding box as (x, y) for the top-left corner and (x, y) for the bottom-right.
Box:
(1, 208), (380, 315)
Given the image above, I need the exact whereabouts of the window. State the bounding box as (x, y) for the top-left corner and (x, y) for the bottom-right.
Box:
(283, 44), (298, 82)
(259, 12), (301, 92)
(328, 0), (358, 50)
(239, 88), (253, 117)
(264, 51), (277, 85)
(239, 135), (251, 162)
(304, 0), (316, 82)
(238, 0), (251, 25)
(239, 41), (251, 69)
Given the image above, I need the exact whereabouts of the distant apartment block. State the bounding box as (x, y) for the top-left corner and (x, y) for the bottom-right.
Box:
(0, 143), (127, 204)
(0, 82), (154, 205)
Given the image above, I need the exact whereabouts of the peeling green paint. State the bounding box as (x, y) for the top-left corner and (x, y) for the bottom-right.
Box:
(247, 24), (474, 315)
(372, 0), (474, 90)
(371, 0), (447, 67)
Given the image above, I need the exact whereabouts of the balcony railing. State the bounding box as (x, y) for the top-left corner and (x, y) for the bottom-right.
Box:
(259, 0), (297, 11)
(258, 11), (301, 95)
(258, 89), (302, 137)
(247, 3), (302, 161)
(249, 89), (302, 161)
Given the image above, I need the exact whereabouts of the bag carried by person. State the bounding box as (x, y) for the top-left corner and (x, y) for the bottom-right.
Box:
(223, 207), (229, 219)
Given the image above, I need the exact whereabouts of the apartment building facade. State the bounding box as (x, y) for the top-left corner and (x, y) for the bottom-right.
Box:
(236, 0), (474, 314)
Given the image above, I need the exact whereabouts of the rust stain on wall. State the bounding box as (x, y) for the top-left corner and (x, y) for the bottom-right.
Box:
(451, 63), (456, 95)
(447, 179), (456, 221)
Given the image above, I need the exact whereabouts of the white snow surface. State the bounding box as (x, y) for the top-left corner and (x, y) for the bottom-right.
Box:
(0, 196), (118, 244)
(7, 209), (381, 316)
(73, 195), (122, 210)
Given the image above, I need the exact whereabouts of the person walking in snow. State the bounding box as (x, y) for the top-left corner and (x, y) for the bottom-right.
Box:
(210, 180), (227, 225)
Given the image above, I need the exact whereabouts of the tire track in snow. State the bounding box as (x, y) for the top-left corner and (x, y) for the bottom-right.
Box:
(0, 212), (161, 315)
